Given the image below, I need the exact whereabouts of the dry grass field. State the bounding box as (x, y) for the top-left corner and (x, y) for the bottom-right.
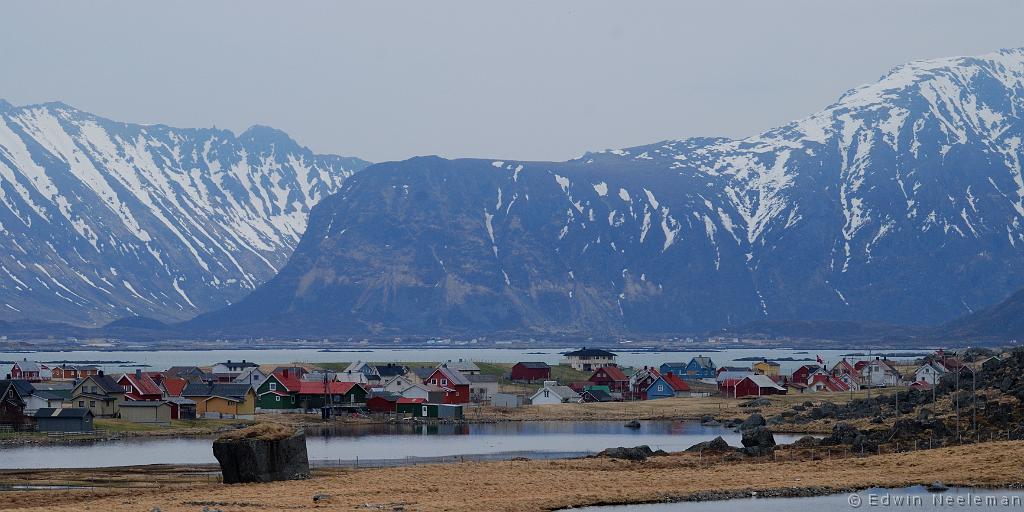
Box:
(1, 440), (1021, 511)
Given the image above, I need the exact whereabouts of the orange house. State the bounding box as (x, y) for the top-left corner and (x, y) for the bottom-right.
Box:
(181, 382), (256, 419)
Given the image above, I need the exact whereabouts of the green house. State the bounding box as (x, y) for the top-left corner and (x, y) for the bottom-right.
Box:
(256, 374), (298, 410)
(395, 402), (463, 419)
(295, 381), (367, 410)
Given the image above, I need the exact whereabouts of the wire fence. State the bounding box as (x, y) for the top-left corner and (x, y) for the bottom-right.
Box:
(310, 450), (593, 469)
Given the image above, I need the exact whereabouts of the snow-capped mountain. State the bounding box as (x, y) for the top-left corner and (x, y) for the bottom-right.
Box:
(188, 48), (1024, 337)
(0, 101), (368, 326)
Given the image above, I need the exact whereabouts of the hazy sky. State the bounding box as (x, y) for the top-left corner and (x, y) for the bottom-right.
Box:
(2, 1), (1022, 163)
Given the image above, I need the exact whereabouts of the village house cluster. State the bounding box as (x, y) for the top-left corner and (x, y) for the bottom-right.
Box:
(0, 348), (996, 433)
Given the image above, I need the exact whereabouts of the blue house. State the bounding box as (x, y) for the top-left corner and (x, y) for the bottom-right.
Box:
(645, 373), (689, 400)
(659, 362), (688, 377)
(683, 356), (716, 380)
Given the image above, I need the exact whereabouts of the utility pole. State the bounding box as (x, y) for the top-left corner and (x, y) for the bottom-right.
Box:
(955, 360), (960, 442)
(323, 369), (331, 421)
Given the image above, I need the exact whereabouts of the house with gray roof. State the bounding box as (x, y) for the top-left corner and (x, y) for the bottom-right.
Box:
(530, 381), (582, 405)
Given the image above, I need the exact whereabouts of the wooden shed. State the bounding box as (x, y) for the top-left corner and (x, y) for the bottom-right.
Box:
(119, 401), (172, 425)
(34, 408), (94, 432)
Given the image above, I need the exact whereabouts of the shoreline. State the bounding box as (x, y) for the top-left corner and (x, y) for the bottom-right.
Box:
(1, 440), (1022, 511)
(556, 483), (1024, 511)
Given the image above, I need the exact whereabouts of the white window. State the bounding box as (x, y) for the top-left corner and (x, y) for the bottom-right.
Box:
(657, 385), (664, 392)
(430, 379), (437, 385)
(421, 405), (428, 416)
(441, 379), (448, 386)
(269, 382), (277, 391)
(275, 395), (281, 402)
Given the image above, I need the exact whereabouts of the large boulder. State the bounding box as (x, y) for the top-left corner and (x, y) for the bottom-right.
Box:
(685, 436), (733, 452)
(595, 445), (659, 461)
(739, 414), (766, 431)
(213, 424), (310, 484)
(740, 426), (776, 456)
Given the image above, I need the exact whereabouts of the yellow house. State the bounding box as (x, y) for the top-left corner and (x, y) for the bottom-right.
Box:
(752, 360), (781, 377)
(182, 383), (256, 419)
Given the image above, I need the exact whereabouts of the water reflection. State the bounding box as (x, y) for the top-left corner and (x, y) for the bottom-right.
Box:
(1, 420), (812, 469)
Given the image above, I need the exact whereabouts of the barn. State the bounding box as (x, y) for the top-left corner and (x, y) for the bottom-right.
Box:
(734, 375), (787, 398)
(510, 362), (551, 382)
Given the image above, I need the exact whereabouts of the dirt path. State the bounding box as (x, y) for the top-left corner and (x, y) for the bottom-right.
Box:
(2, 440), (1022, 511)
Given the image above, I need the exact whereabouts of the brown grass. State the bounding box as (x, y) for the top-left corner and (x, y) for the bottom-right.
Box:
(216, 422), (295, 442)
(2, 440), (1022, 511)
(469, 389), (897, 432)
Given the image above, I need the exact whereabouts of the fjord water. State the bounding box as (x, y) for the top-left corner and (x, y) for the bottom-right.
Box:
(570, 486), (1024, 511)
(0, 347), (928, 377)
(0, 421), (812, 469)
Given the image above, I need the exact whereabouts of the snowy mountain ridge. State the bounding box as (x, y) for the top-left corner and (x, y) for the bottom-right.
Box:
(187, 47), (1024, 336)
(0, 101), (368, 325)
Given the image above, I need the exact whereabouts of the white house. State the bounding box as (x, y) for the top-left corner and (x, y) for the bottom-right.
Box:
(210, 360), (258, 379)
(342, 361), (379, 379)
(530, 381), (581, 405)
(233, 368), (269, 390)
(23, 389), (67, 415)
(835, 371), (862, 391)
(861, 359), (901, 387)
(334, 370), (371, 385)
(914, 362), (947, 386)
(562, 348), (618, 372)
(466, 374), (499, 402)
(382, 375), (419, 394)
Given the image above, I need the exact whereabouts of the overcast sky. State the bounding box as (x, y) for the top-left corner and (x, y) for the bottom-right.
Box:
(2, 1), (1022, 163)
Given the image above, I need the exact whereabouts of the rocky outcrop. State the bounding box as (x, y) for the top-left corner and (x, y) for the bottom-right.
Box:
(213, 425), (309, 484)
(595, 445), (666, 461)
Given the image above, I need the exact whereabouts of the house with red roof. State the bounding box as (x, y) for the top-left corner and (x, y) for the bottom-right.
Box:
(808, 373), (850, 393)
(589, 366), (629, 393)
(162, 378), (188, 398)
(118, 370), (163, 401)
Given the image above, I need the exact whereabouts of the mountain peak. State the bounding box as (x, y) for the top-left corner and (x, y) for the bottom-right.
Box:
(189, 46), (1024, 339)
(0, 104), (370, 326)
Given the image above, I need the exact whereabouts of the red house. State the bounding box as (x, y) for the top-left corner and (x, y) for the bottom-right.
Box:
(10, 360), (48, 382)
(510, 362), (551, 382)
(589, 366), (629, 393)
(791, 364), (822, 385)
(734, 375), (787, 398)
(118, 370), (163, 401)
(425, 365), (470, 404)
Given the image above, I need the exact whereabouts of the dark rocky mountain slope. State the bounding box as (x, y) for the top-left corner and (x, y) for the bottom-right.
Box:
(190, 48), (1024, 337)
